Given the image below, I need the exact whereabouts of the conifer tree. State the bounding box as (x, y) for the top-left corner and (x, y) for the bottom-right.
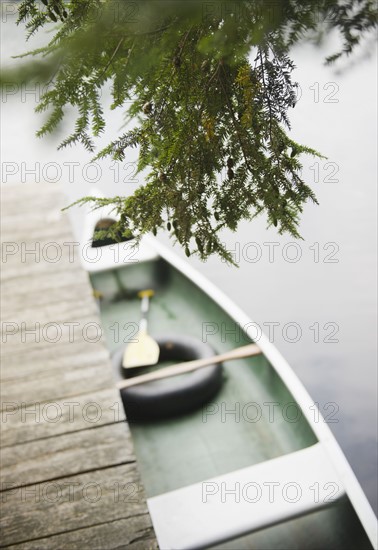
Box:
(3, 0), (377, 262)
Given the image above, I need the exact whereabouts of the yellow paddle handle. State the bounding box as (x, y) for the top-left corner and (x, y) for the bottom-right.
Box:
(138, 289), (155, 299)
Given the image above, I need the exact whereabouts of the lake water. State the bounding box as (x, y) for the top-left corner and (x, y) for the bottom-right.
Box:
(1, 13), (377, 513)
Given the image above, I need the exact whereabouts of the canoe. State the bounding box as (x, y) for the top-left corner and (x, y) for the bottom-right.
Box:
(80, 200), (377, 550)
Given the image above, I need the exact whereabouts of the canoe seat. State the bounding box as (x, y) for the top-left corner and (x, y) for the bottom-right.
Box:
(147, 443), (345, 549)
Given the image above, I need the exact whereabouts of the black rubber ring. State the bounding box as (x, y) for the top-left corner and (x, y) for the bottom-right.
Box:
(111, 335), (223, 421)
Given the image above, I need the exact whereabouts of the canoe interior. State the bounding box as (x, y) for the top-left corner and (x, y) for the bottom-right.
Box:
(90, 257), (372, 549)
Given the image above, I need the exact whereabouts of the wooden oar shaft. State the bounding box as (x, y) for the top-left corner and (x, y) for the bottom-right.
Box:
(117, 343), (262, 390)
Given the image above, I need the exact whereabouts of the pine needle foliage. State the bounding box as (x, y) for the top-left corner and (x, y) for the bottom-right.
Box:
(5, 0), (378, 261)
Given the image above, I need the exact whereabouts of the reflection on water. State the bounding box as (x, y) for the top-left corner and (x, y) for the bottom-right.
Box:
(1, 14), (377, 513)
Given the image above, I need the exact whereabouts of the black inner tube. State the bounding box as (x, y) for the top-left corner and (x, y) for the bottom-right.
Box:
(111, 335), (224, 422)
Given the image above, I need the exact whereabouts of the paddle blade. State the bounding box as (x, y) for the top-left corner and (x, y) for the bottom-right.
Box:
(122, 332), (160, 369)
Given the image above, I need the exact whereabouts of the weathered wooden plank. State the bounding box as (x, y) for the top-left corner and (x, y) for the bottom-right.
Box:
(0, 197), (62, 218)
(1, 290), (97, 320)
(0, 463), (154, 547)
(3, 513), (158, 550)
(0, 255), (85, 282)
(1, 213), (76, 237)
(0, 422), (135, 488)
(1, 242), (100, 283)
(1, 387), (125, 447)
(1, 284), (94, 318)
(0, 204), (67, 229)
(1, 184), (63, 212)
(0, 279), (93, 324)
(1, 340), (110, 379)
(1, 211), (65, 230)
(1, 183), (61, 203)
(0, 208), (72, 235)
(1, 297), (98, 327)
(1, 225), (74, 245)
(1, 254), (89, 287)
(0, 314), (106, 357)
(0, 238), (80, 266)
(0, 249), (108, 281)
(0, 265), (88, 293)
(1, 236), (82, 268)
(1, 238), (105, 282)
(0, 361), (115, 409)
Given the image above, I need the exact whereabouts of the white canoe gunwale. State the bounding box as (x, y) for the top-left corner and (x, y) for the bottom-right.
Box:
(80, 201), (378, 549)
(146, 234), (378, 549)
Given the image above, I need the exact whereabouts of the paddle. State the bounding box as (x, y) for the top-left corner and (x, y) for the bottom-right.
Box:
(122, 289), (160, 369)
(117, 343), (262, 389)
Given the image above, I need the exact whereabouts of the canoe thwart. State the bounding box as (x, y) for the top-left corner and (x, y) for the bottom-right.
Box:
(117, 343), (262, 389)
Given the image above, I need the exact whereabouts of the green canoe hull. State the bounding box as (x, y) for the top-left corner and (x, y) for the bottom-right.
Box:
(90, 257), (373, 549)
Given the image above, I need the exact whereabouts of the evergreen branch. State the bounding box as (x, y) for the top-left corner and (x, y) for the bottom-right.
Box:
(99, 37), (125, 81)
(219, 63), (253, 174)
(6, 0), (377, 262)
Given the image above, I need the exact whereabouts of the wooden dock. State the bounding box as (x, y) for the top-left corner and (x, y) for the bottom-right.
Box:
(0, 183), (158, 549)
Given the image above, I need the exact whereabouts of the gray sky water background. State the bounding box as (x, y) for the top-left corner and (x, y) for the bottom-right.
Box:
(1, 9), (377, 513)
